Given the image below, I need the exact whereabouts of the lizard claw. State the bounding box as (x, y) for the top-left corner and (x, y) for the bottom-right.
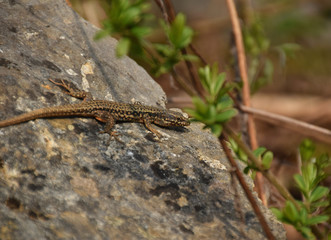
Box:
(99, 130), (119, 136)
(49, 78), (70, 89)
(99, 130), (123, 144)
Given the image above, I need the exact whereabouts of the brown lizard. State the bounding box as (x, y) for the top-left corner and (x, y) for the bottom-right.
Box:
(0, 79), (190, 140)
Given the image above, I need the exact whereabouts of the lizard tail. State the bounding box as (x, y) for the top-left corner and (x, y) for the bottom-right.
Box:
(0, 104), (93, 128)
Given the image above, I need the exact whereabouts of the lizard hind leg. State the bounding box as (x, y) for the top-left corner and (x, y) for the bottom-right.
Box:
(49, 78), (93, 101)
(94, 110), (122, 143)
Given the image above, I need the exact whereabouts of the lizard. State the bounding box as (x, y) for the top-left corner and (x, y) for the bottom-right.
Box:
(0, 79), (190, 140)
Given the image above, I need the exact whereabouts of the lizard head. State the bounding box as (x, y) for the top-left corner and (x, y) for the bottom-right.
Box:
(153, 110), (190, 127)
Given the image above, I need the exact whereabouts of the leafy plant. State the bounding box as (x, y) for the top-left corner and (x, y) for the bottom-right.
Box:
(228, 138), (273, 178)
(95, 0), (197, 77)
(95, 0), (153, 57)
(152, 13), (198, 76)
(271, 139), (331, 239)
(243, 15), (300, 94)
(185, 64), (237, 137)
(93, 2), (331, 238)
(242, 16), (272, 94)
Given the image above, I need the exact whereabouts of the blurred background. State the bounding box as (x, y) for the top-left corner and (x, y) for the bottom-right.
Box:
(68, 1), (331, 238)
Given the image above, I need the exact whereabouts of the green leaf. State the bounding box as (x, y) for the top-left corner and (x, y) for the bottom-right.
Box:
(276, 43), (301, 58)
(228, 137), (238, 152)
(306, 215), (329, 225)
(316, 153), (331, 172)
(213, 72), (226, 97)
(216, 86), (233, 102)
(298, 226), (314, 240)
(168, 13), (194, 49)
(185, 107), (206, 122)
(94, 0), (152, 60)
(270, 207), (283, 219)
(299, 139), (315, 162)
(184, 108), (195, 116)
(294, 174), (307, 194)
(311, 200), (329, 208)
(310, 186), (329, 202)
(304, 163), (317, 189)
(262, 151), (273, 170)
(209, 124), (223, 137)
(116, 37), (131, 57)
(94, 29), (111, 40)
(131, 26), (152, 38)
(216, 96), (233, 111)
(214, 109), (237, 123)
(198, 64), (228, 101)
(121, 7), (141, 25)
(283, 201), (299, 222)
(154, 43), (173, 57)
(253, 147), (266, 157)
(192, 96), (207, 115)
(299, 207), (308, 225)
(182, 54), (199, 62)
(205, 105), (217, 124)
(198, 65), (211, 93)
(238, 148), (248, 162)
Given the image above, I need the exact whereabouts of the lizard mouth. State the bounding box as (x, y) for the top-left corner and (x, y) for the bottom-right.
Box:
(180, 119), (190, 126)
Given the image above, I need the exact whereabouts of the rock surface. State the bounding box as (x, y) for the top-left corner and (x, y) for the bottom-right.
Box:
(0, 1), (286, 239)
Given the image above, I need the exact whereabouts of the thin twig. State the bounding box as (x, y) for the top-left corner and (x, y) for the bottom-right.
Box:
(225, 0), (257, 146)
(240, 105), (331, 144)
(154, 0), (205, 97)
(225, 0), (265, 205)
(222, 125), (328, 240)
(171, 69), (197, 97)
(154, 0), (170, 22)
(162, 0), (176, 20)
(220, 136), (275, 240)
(224, 125), (300, 208)
(189, 44), (207, 65)
(181, 48), (205, 97)
(228, 92), (331, 145)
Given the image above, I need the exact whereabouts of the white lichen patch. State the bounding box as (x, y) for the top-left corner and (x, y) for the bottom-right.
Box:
(80, 60), (95, 91)
(199, 152), (227, 170)
(24, 31), (38, 40)
(104, 92), (114, 101)
(66, 68), (78, 76)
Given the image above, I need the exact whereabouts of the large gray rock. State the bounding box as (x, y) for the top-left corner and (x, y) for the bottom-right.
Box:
(0, 1), (285, 239)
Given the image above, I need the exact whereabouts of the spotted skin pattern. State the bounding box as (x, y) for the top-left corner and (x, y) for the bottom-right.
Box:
(0, 79), (190, 139)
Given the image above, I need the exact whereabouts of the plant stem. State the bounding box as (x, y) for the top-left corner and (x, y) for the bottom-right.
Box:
(224, 125), (299, 208)
(225, 0), (265, 204)
(171, 69), (197, 97)
(240, 105), (331, 144)
(220, 136), (276, 240)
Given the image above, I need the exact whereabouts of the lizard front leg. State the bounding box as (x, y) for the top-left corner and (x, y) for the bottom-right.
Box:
(49, 78), (93, 101)
(143, 115), (162, 138)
